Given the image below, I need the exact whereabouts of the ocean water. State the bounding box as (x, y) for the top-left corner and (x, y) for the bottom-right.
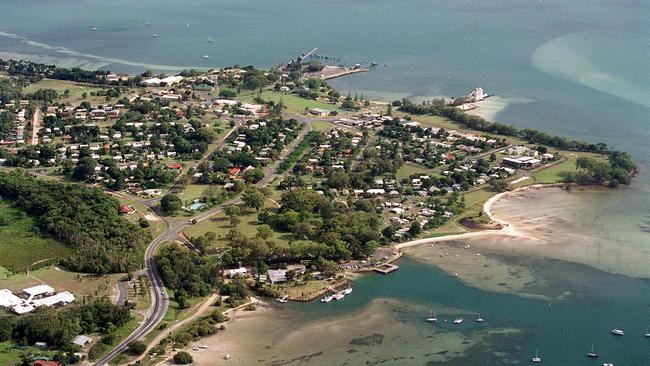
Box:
(1, 0), (649, 364)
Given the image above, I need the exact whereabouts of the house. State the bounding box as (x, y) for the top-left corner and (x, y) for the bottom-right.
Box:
(119, 205), (131, 215)
(308, 108), (329, 117)
(71, 334), (93, 347)
(226, 267), (247, 278)
(267, 269), (288, 284)
(34, 360), (59, 366)
(502, 156), (541, 169)
(229, 167), (241, 177)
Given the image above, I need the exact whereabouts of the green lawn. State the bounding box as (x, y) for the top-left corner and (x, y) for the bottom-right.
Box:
(23, 78), (106, 104)
(0, 200), (73, 272)
(311, 120), (334, 132)
(178, 184), (211, 204)
(239, 91), (342, 114)
(395, 162), (439, 179)
(183, 201), (307, 249)
(520, 152), (606, 186)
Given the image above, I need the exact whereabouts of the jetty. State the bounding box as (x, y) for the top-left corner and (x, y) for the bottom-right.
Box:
(374, 263), (399, 274)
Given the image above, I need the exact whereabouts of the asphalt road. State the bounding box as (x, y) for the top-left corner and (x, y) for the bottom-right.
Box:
(95, 116), (313, 365)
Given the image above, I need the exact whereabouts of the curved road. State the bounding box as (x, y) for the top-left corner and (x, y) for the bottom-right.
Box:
(95, 117), (313, 365)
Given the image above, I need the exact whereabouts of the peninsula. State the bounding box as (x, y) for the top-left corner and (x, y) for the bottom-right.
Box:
(0, 56), (635, 366)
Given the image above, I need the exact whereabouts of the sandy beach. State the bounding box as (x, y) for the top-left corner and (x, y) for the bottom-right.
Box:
(173, 299), (507, 366)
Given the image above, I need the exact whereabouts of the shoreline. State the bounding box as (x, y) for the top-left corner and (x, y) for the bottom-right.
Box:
(394, 184), (559, 251)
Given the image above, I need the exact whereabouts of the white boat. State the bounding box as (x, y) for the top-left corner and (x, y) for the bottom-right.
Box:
(611, 328), (624, 336)
(198, 345), (208, 349)
(645, 325), (650, 337)
(531, 348), (541, 363)
(202, 55), (210, 59)
(275, 296), (288, 303)
(587, 343), (598, 358)
(152, 33), (159, 38)
(603, 363), (614, 366)
(476, 314), (484, 323)
(223, 354), (231, 360)
(208, 38), (214, 43)
(453, 318), (464, 324)
(145, 21), (150, 25)
(91, 27), (98, 31)
(333, 292), (345, 300)
(426, 310), (438, 323)
(320, 294), (335, 303)
(342, 287), (353, 295)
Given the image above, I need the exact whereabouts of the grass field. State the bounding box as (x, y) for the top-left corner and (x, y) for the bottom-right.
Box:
(22, 78), (107, 105)
(178, 184), (211, 204)
(239, 91), (342, 114)
(0, 266), (122, 299)
(395, 162), (440, 179)
(311, 120), (335, 132)
(0, 200), (73, 272)
(183, 201), (307, 249)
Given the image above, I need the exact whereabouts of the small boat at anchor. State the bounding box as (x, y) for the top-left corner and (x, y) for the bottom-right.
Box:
(531, 348), (541, 363)
(275, 296), (288, 303)
(426, 310), (438, 323)
(476, 314), (484, 323)
(453, 318), (464, 324)
(611, 328), (624, 336)
(587, 343), (598, 358)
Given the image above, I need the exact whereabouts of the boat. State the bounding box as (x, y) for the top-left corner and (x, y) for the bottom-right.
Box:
(275, 296), (288, 303)
(152, 33), (159, 38)
(91, 27), (98, 31)
(453, 318), (464, 324)
(342, 287), (353, 295)
(320, 294), (335, 303)
(531, 348), (541, 363)
(333, 292), (345, 300)
(223, 354), (231, 360)
(426, 310), (438, 323)
(587, 343), (598, 358)
(603, 363), (614, 366)
(611, 328), (624, 336)
(208, 38), (214, 43)
(476, 314), (484, 323)
(202, 55), (210, 59)
(645, 325), (650, 337)
(198, 345), (208, 349)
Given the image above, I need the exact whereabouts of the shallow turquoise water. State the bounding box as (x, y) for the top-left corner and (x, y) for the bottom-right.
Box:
(287, 257), (650, 365)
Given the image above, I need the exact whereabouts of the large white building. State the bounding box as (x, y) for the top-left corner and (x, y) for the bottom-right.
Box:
(0, 285), (75, 315)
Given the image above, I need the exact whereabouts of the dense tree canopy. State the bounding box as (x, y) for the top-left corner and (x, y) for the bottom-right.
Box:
(0, 171), (149, 273)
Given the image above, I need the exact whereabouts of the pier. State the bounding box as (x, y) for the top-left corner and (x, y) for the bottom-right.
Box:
(374, 263), (400, 274)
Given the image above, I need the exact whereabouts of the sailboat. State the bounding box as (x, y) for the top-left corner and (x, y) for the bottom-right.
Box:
(587, 343), (598, 358)
(644, 325), (650, 337)
(476, 314), (484, 323)
(208, 37), (214, 43)
(426, 309), (438, 323)
(531, 348), (541, 363)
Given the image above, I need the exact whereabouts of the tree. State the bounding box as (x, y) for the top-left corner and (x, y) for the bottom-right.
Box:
(72, 157), (97, 180)
(242, 187), (265, 211)
(243, 168), (264, 184)
(127, 341), (147, 355)
(224, 205), (240, 218)
(489, 153), (496, 162)
(230, 215), (241, 227)
(173, 351), (193, 364)
(382, 226), (396, 239)
(161, 194), (182, 214)
(488, 179), (509, 192)
(256, 224), (273, 239)
(408, 221), (421, 237)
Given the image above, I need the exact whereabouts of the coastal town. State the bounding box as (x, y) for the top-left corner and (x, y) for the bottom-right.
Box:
(0, 53), (635, 366)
